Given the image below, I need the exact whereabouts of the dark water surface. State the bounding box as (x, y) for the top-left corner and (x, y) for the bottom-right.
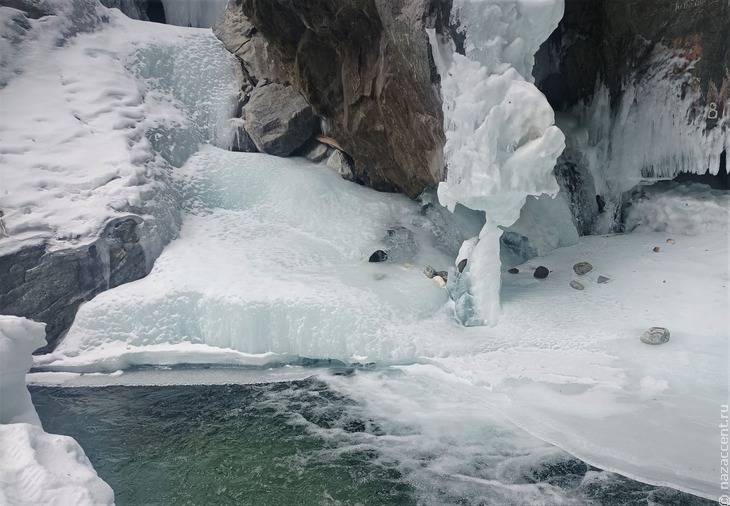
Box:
(30, 379), (713, 506)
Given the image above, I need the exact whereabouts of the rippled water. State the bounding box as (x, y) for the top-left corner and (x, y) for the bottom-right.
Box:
(30, 377), (713, 506)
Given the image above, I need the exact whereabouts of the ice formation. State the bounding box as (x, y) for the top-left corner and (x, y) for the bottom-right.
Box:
(160, 0), (228, 28)
(0, 316), (114, 505)
(427, 0), (566, 324)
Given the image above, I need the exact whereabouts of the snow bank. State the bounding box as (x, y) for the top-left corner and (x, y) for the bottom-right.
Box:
(624, 182), (730, 235)
(0, 424), (114, 506)
(427, 0), (565, 324)
(0, 316), (46, 425)
(0, 316), (114, 505)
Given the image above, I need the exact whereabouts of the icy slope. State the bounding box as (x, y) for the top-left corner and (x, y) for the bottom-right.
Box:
(39, 147), (456, 370)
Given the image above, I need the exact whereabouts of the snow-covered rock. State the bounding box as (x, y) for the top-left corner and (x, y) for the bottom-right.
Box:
(0, 316), (45, 425)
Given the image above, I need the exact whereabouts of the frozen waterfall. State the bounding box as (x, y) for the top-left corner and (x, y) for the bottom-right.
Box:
(427, 0), (566, 325)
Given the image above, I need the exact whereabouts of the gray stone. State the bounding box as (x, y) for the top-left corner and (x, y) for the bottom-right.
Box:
(300, 140), (329, 163)
(436, 271), (448, 282)
(423, 265), (436, 279)
(597, 275), (610, 284)
(534, 266), (550, 279)
(326, 150), (355, 181)
(457, 258), (467, 273)
(243, 83), (318, 156)
(573, 261), (593, 275)
(368, 250), (388, 263)
(231, 123), (258, 152)
(507, 268), (519, 274)
(569, 280), (585, 290)
(641, 327), (670, 345)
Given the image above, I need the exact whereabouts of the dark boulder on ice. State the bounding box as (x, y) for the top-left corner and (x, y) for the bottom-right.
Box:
(242, 83), (318, 156)
(507, 268), (519, 274)
(597, 275), (610, 284)
(573, 262), (593, 275)
(457, 258), (467, 273)
(368, 250), (388, 263)
(423, 265), (436, 279)
(230, 0), (448, 197)
(297, 140), (330, 163)
(640, 327), (670, 345)
(534, 266), (550, 279)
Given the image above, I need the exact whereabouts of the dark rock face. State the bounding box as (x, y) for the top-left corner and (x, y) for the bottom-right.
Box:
(236, 0), (448, 197)
(0, 217), (155, 352)
(243, 83), (318, 156)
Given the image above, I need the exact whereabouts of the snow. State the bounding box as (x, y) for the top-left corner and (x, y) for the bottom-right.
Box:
(0, 316), (46, 425)
(0, 6), (240, 255)
(0, 316), (114, 505)
(0, 423), (115, 506)
(426, 0), (566, 325)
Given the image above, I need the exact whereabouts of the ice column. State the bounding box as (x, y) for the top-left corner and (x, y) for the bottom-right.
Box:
(427, 0), (565, 325)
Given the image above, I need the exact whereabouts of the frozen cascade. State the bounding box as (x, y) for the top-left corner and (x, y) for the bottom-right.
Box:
(161, 0), (228, 28)
(427, 0), (566, 325)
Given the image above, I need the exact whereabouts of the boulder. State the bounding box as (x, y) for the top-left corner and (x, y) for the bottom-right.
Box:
(573, 261), (593, 275)
(569, 280), (585, 290)
(326, 150), (355, 181)
(534, 266), (550, 279)
(242, 83), (318, 156)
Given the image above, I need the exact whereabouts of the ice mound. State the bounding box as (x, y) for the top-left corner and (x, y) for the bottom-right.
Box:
(40, 148), (456, 370)
(427, 0), (566, 325)
(624, 181), (730, 235)
(0, 316), (114, 505)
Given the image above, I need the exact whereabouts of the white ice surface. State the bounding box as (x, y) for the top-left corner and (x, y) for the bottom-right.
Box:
(0, 316), (113, 505)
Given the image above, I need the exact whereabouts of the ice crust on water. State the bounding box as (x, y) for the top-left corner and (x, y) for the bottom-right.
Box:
(0, 316), (114, 505)
(427, 0), (565, 324)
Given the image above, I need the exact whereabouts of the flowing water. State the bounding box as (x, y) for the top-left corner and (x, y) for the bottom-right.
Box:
(29, 371), (713, 506)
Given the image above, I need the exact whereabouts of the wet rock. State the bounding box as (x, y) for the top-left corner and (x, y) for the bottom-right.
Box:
(573, 261), (593, 275)
(570, 280), (585, 290)
(457, 258), (467, 273)
(368, 250), (388, 263)
(508, 268), (519, 274)
(534, 266), (550, 279)
(299, 140), (330, 163)
(423, 265), (436, 279)
(242, 83), (318, 156)
(597, 275), (611, 284)
(641, 327), (670, 345)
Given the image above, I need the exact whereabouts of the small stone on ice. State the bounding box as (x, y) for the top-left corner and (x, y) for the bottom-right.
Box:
(573, 262), (593, 275)
(457, 258), (467, 273)
(507, 268), (519, 274)
(534, 266), (549, 279)
(640, 327), (670, 345)
(597, 275), (610, 284)
(433, 275), (446, 287)
(666, 238), (675, 244)
(436, 271), (448, 282)
(368, 250), (388, 262)
(652, 246), (661, 253)
(569, 280), (584, 290)
(423, 265), (436, 278)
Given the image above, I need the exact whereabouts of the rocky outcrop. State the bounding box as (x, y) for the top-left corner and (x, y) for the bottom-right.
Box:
(0, 217), (156, 352)
(219, 0), (449, 198)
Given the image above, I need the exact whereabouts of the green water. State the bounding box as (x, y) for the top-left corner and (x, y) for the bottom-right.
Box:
(30, 378), (715, 506)
(30, 380), (412, 506)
